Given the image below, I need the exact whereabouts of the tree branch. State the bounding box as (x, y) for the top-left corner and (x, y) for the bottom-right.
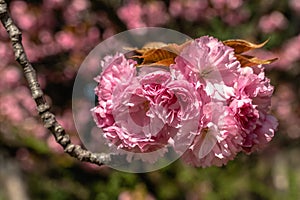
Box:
(0, 0), (111, 166)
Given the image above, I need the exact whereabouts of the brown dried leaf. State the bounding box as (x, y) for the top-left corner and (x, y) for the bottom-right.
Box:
(223, 39), (270, 54)
(130, 40), (192, 67)
(223, 38), (278, 67)
(132, 42), (168, 55)
(161, 40), (192, 54)
(133, 49), (177, 65)
(235, 54), (278, 67)
(137, 58), (175, 68)
(142, 42), (168, 49)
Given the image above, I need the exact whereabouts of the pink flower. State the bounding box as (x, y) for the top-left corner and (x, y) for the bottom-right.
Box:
(230, 67), (278, 153)
(171, 36), (240, 87)
(259, 11), (288, 33)
(10, 1), (37, 31)
(235, 67), (274, 112)
(170, 36), (277, 167)
(182, 103), (243, 167)
(91, 55), (201, 162)
(230, 98), (259, 134)
(143, 1), (169, 26)
(170, 36), (239, 108)
(274, 34), (300, 69)
(117, 1), (146, 28)
(1, 66), (21, 88)
(210, 0), (242, 10)
(289, 0), (300, 13)
(169, 0), (209, 22)
(91, 35), (278, 167)
(242, 113), (277, 153)
(55, 31), (76, 50)
(91, 53), (136, 128)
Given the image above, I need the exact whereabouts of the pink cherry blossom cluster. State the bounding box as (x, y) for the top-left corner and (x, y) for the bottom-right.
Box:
(91, 36), (278, 167)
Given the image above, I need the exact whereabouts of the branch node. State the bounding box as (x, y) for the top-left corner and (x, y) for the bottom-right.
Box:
(95, 153), (112, 165)
(57, 134), (70, 147)
(37, 103), (50, 114)
(0, 2), (7, 15)
(41, 112), (56, 129)
(65, 144), (76, 154)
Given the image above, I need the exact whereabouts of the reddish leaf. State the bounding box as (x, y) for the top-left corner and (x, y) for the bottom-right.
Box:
(235, 54), (278, 67)
(130, 41), (191, 67)
(223, 39), (270, 54)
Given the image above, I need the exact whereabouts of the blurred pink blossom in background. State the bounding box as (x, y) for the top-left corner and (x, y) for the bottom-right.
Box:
(117, 1), (145, 29)
(289, 0), (300, 13)
(259, 11), (288, 33)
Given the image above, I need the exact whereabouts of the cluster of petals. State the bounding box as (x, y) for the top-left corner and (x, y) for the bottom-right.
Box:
(91, 54), (201, 162)
(91, 36), (278, 167)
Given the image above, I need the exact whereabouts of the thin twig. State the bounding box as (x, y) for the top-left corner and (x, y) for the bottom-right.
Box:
(0, 0), (111, 166)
